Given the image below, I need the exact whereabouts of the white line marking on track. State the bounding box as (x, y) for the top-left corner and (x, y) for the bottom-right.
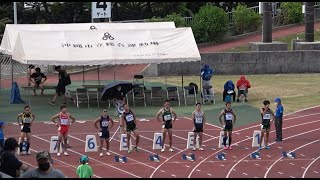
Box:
(196, 169), (201, 172)
(278, 146), (283, 149)
(243, 172), (248, 176)
(290, 176), (295, 178)
(233, 156), (237, 158)
(33, 135), (141, 178)
(278, 172), (283, 175)
(301, 154), (306, 157)
(220, 164), (225, 167)
(266, 155), (271, 158)
(302, 155), (320, 178)
(207, 173), (212, 176)
(289, 163), (295, 165)
(160, 170), (165, 173)
(171, 174), (176, 177)
(314, 171), (319, 174)
(233, 169), (236, 171)
(255, 163), (260, 166)
(302, 167), (306, 169)
(185, 165), (190, 168)
(12, 123), (19, 125)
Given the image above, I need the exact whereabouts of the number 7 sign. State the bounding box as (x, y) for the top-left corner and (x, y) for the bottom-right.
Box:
(92, 2), (111, 19)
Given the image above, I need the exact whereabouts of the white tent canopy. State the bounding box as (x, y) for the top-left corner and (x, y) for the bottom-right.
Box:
(0, 22), (176, 55)
(12, 27), (200, 66)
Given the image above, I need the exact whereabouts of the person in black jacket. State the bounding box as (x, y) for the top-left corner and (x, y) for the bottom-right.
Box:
(223, 80), (236, 102)
(49, 66), (68, 106)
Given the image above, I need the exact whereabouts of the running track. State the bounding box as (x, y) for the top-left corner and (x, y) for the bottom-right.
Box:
(3, 105), (320, 178)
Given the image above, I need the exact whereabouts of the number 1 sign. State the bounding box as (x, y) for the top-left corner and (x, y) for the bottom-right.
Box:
(252, 130), (266, 147)
(92, 2), (111, 19)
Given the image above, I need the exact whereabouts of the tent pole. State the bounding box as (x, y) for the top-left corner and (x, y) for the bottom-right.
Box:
(199, 61), (202, 103)
(165, 63), (167, 88)
(0, 57), (2, 90)
(97, 65), (100, 85)
(11, 57), (13, 84)
(181, 62), (183, 90)
(82, 66), (85, 85)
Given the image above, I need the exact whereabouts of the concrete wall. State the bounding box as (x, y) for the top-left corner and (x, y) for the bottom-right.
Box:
(146, 51), (320, 76)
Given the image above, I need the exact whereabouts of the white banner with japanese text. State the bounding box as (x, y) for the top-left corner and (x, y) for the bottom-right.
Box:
(0, 22), (175, 55)
(12, 27), (201, 66)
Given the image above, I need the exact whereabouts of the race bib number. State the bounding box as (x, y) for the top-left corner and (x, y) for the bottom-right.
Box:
(164, 114), (172, 121)
(195, 118), (203, 124)
(126, 115), (134, 122)
(23, 118), (31, 123)
(101, 121), (109, 127)
(60, 118), (69, 125)
(263, 114), (271, 119)
(225, 113), (233, 121)
(99, 132), (102, 136)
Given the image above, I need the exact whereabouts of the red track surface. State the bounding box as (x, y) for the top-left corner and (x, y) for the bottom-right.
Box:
(3, 106), (320, 178)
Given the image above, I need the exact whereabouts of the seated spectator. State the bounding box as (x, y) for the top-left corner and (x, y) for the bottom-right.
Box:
(20, 151), (65, 178)
(223, 80), (236, 102)
(236, 75), (251, 102)
(0, 121), (5, 151)
(29, 67), (47, 96)
(188, 82), (198, 94)
(0, 138), (29, 178)
(200, 64), (214, 103)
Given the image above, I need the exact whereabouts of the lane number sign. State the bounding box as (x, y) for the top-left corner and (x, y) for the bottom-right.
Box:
(92, 2), (111, 19)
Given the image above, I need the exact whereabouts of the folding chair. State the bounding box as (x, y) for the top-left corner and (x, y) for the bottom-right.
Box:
(167, 86), (181, 106)
(151, 86), (164, 106)
(202, 85), (215, 104)
(132, 86), (146, 106)
(133, 74), (144, 88)
(75, 88), (89, 108)
(183, 86), (197, 105)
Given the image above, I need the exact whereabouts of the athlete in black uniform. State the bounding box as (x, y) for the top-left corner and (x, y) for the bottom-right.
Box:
(120, 104), (140, 154)
(259, 100), (275, 150)
(17, 106), (35, 155)
(156, 100), (177, 153)
(94, 109), (114, 157)
(192, 103), (206, 151)
(219, 102), (237, 150)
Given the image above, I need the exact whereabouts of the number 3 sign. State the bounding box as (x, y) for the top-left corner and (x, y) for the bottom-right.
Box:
(92, 2), (111, 19)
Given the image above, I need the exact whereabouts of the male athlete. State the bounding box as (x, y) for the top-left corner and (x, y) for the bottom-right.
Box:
(156, 99), (177, 152)
(120, 104), (140, 154)
(191, 103), (206, 151)
(17, 105), (35, 155)
(51, 104), (76, 156)
(259, 100), (275, 150)
(219, 102), (237, 150)
(94, 109), (114, 157)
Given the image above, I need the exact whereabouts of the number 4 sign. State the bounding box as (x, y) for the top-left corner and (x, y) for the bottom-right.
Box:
(92, 2), (111, 19)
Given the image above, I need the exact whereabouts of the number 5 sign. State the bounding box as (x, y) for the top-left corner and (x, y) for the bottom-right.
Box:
(92, 2), (111, 19)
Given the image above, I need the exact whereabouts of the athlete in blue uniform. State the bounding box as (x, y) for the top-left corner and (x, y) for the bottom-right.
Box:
(156, 100), (177, 153)
(192, 103), (206, 151)
(94, 109), (114, 157)
(259, 100), (275, 150)
(121, 104), (140, 154)
(17, 106), (35, 155)
(219, 102), (237, 150)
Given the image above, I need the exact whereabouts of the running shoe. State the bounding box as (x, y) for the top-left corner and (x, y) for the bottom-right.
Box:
(26, 151), (31, 155)
(223, 146), (228, 150)
(265, 145), (270, 150)
(128, 149), (132, 154)
(228, 146), (233, 150)
(192, 147), (196, 151)
(99, 153), (103, 157)
(161, 149), (165, 153)
(64, 152), (69, 156)
(57, 153), (61, 157)
(258, 146), (263, 150)
(106, 152), (111, 156)
(169, 148), (174, 152)
(134, 147), (140, 152)
(199, 147), (204, 151)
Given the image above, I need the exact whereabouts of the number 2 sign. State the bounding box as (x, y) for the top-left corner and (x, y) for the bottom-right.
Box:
(92, 2), (111, 19)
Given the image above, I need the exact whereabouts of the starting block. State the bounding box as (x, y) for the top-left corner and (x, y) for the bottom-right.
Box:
(182, 153), (196, 161)
(149, 154), (160, 163)
(282, 151), (296, 159)
(114, 155), (127, 163)
(18, 137), (30, 155)
(216, 153), (226, 160)
(250, 152), (261, 159)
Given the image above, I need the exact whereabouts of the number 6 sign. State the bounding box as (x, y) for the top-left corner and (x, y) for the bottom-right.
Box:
(92, 2), (111, 19)
(85, 135), (98, 152)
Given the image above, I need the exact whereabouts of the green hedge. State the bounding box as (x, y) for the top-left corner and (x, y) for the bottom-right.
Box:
(190, 3), (228, 43)
(279, 2), (303, 25)
(233, 4), (261, 35)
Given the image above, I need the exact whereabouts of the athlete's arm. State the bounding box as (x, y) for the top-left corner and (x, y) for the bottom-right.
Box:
(16, 113), (22, 126)
(131, 110), (138, 126)
(51, 113), (60, 126)
(69, 114), (76, 124)
(42, 75), (47, 84)
(269, 109), (275, 122)
(156, 109), (162, 122)
(260, 108), (267, 115)
(120, 114), (126, 131)
(203, 112), (206, 130)
(218, 110), (225, 125)
(94, 117), (101, 130)
(232, 111), (237, 124)
(171, 108), (177, 122)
